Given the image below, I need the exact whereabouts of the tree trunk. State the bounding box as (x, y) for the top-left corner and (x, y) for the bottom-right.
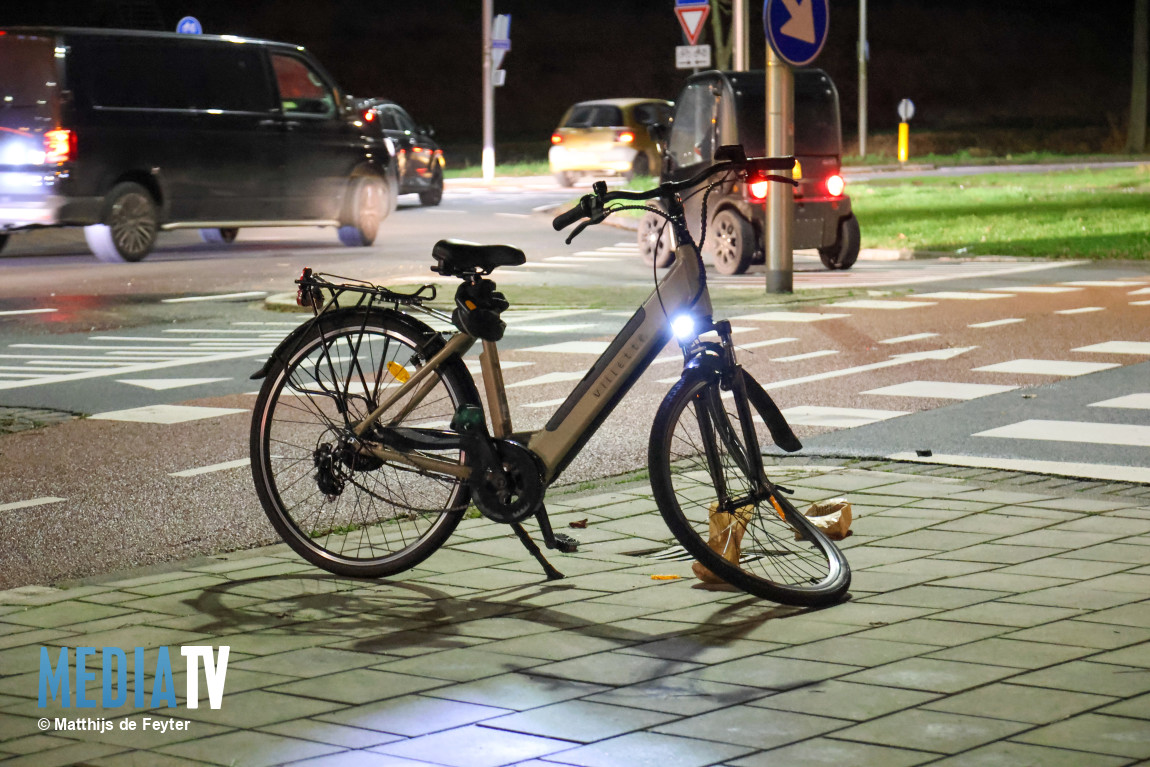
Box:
(710, 0), (733, 70)
(1128, 0), (1148, 153)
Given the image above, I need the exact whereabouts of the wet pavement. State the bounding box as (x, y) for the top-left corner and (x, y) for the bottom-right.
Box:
(2, 456), (1149, 766)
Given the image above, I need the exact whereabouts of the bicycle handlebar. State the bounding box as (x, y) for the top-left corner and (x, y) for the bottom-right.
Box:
(552, 146), (797, 232)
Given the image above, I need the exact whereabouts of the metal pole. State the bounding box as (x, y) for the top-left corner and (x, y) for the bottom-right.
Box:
(765, 46), (793, 293)
(481, 0), (495, 181)
(858, 0), (867, 158)
(733, 0), (747, 71)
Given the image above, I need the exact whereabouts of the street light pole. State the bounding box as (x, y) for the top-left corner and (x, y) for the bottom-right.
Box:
(858, 0), (867, 158)
(765, 45), (793, 293)
(733, 0), (747, 71)
(482, 0), (495, 181)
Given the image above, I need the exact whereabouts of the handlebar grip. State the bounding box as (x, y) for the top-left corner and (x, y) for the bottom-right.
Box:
(748, 156), (796, 173)
(553, 199), (588, 231)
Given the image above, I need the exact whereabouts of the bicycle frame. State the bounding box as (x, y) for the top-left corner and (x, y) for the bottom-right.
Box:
(353, 238), (713, 485)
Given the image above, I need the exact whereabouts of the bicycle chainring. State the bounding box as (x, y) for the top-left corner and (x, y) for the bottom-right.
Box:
(470, 440), (544, 524)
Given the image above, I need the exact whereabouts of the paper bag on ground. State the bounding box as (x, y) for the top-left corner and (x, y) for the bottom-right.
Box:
(797, 497), (852, 540)
(692, 502), (752, 584)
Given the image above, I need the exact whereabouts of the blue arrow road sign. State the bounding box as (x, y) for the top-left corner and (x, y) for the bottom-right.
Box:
(764, 0), (828, 67)
(176, 16), (202, 35)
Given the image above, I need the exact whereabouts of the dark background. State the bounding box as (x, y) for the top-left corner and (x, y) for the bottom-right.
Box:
(5, 1), (1141, 159)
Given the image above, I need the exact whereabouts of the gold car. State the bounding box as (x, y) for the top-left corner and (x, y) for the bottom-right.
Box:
(549, 98), (672, 187)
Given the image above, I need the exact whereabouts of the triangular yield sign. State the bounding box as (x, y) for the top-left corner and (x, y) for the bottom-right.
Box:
(675, 4), (711, 46)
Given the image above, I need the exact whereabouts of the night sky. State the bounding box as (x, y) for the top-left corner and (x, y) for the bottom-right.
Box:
(6, 1), (1141, 157)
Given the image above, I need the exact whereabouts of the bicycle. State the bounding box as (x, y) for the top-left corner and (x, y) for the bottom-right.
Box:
(249, 145), (851, 606)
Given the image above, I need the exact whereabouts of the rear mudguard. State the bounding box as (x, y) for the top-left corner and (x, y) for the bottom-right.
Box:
(250, 306), (447, 380)
(680, 355), (802, 453)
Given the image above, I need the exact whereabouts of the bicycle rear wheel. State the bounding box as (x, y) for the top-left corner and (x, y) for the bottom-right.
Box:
(648, 368), (850, 606)
(250, 309), (479, 577)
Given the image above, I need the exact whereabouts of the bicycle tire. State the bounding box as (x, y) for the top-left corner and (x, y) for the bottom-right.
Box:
(648, 368), (850, 606)
(250, 308), (479, 577)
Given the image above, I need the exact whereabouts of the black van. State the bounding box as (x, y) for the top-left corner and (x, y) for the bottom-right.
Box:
(641, 69), (859, 273)
(0, 28), (397, 262)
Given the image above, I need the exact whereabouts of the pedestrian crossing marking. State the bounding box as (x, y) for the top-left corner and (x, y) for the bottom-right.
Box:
(1090, 394), (1150, 410)
(734, 311), (849, 323)
(511, 324), (598, 334)
(914, 291), (1011, 300)
(974, 419), (1150, 448)
(510, 262), (577, 269)
(0, 308), (57, 316)
(503, 310), (597, 324)
(1072, 341), (1150, 355)
(1133, 300), (1150, 306)
(881, 333), (940, 344)
(170, 458), (250, 477)
(90, 404), (248, 424)
(984, 286), (1081, 294)
(117, 378), (230, 390)
(829, 300), (936, 310)
(161, 291), (268, 303)
(863, 380), (1019, 400)
(782, 405), (908, 428)
(736, 338), (798, 351)
(1055, 307), (1104, 315)
(888, 452), (1150, 485)
(969, 318), (1024, 328)
(772, 350), (839, 363)
(1130, 287), (1150, 296)
(463, 360), (533, 374)
(523, 397), (568, 409)
(1061, 280), (1146, 287)
(507, 371), (587, 388)
(973, 359), (1120, 376)
(0, 497), (66, 512)
(544, 257), (623, 263)
(519, 341), (611, 355)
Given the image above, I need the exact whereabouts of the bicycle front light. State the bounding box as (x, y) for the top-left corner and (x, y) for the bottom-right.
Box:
(671, 313), (697, 341)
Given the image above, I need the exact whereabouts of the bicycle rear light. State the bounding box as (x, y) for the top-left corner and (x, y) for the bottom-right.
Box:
(748, 177), (770, 201)
(825, 174), (845, 197)
(671, 313), (696, 341)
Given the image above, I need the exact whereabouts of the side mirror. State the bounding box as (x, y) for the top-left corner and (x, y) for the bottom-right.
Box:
(647, 123), (669, 145)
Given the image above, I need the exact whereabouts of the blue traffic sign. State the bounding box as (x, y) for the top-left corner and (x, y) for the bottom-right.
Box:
(675, 0), (707, 5)
(176, 16), (202, 35)
(763, 0), (828, 67)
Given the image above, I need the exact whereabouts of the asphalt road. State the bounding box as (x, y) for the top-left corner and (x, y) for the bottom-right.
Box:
(0, 179), (1147, 588)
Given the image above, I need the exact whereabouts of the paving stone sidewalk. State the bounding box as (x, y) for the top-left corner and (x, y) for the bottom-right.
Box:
(2, 458), (1149, 767)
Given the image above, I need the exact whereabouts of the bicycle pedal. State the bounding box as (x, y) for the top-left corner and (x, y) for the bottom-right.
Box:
(549, 533), (579, 553)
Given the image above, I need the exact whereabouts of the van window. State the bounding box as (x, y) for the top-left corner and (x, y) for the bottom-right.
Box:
(668, 82), (716, 170)
(729, 73), (841, 157)
(0, 34), (59, 136)
(563, 104), (624, 128)
(271, 54), (335, 117)
(78, 40), (273, 113)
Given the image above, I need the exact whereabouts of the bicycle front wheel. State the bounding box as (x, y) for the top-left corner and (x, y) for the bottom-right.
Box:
(648, 369), (850, 606)
(251, 309), (479, 577)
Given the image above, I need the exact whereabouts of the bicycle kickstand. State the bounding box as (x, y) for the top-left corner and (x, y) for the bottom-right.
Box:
(510, 522), (565, 581)
(509, 503), (580, 581)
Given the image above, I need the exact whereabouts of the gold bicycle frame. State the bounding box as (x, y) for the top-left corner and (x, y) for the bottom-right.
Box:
(358, 241), (712, 485)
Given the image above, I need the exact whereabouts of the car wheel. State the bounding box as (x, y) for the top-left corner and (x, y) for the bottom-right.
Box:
(0, 233), (8, 255)
(711, 209), (754, 275)
(337, 175), (387, 247)
(84, 182), (158, 263)
(638, 209), (675, 268)
(200, 227), (239, 244)
(554, 171), (574, 188)
(419, 167), (444, 207)
(626, 153), (651, 182)
(818, 214), (861, 270)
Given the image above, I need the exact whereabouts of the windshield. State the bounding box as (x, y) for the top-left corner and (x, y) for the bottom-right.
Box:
(0, 33), (60, 158)
(729, 71), (841, 157)
(563, 104), (624, 128)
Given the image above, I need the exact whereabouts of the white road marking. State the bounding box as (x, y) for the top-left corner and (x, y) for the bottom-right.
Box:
(117, 378), (230, 390)
(973, 359), (1120, 376)
(881, 333), (940, 344)
(1133, 300), (1150, 306)
(1130, 287), (1150, 295)
(763, 347), (977, 391)
(968, 318), (1025, 328)
(1055, 307), (1104, 315)
(161, 291), (268, 303)
(863, 380), (1019, 400)
(772, 350), (839, 363)
(523, 397), (568, 409)
(507, 371), (587, 388)
(89, 405), (248, 424)
(914, 291), (1011, 300)
(544, 256), (623, 263)
(737, 337), (799, 351)
(734, 311), (849, 323)
(0, 348), (281, 391)
(1061, 280), (1147, 287)
(0, 497), (66, 512)
(974, 419), (1150, 447)
(509, 324), (598, 334)
(782, 405), (908, 428)
(495, 212), (530, 219)
(984, 286), (1081, 294)
(1072, 341), (1150, 355)
(462, 360), (533, 374)
(170, 458), (251, 477)
(1090, 394), (1150, 410)
(519, 341), (611, 355)
(828, 300), (936, 310)
(0, 308), (57, 316)
(887, 452), (1150, 484)
(511, 263), (577, 269)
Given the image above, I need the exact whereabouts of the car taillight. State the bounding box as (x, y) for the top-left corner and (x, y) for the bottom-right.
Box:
(615, 130), (635, 143)
(551, 133), (563, 144)
(363, 110), (375, 122)
(748, 178), (770, 201)
(44, 129), (75, 164)
(826, 174), (845, 197)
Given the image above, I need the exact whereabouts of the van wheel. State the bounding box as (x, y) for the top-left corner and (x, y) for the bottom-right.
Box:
(85, 182), (158, 263)
(338, 175), (386, 247)
(638, 209), (674, 268)
(419, 167), (444, 206)
(200, 228), (239, 244)
(711, 209), (754, 275)
(818, 215), (861, 270)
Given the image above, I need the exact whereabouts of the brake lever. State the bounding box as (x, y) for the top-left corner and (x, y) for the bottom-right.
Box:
(565, 211), (606, 245)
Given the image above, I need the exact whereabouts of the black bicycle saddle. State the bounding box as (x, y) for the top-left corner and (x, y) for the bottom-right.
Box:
(431, 240), (526, 276)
